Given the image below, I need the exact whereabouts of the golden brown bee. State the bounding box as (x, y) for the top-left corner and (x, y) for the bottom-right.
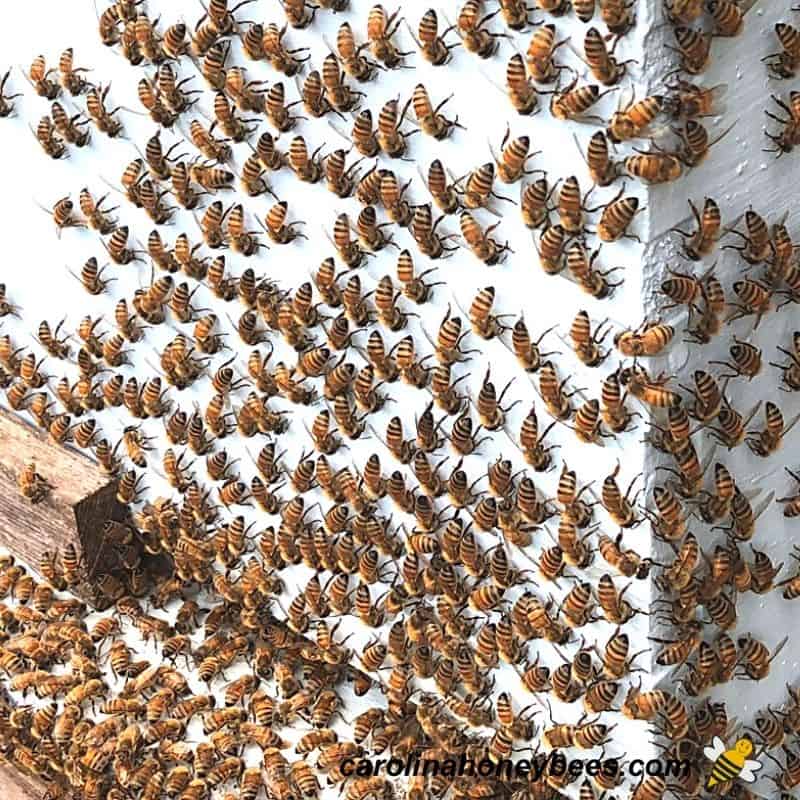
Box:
(456, 0), (508, 58)
(551, 77), (612, 122)
(615, 320), (674, 356)
(78, 188), (118, 234)
(520, 177), (553, 229)
(567, 240), (622, 298)
(598, 0), (634, 32)
(765, 22), (800, 79)
(377, 98), (416, 158)
(50, 101), (90, 147)
(708, 337), (762, 380)
(263, 23), (310, 76)
(517, 405), (556, 470)
(505, 53), (539, 115)
(765, 91), (800, 156)
(37, 318), (71, 360)
(460, 212), (510, 265)
(188, 120), (231, 164)
(746, 401), (794, 457)
(624, 151), (682, 184)
(424, 158), (459, 214)
(28, 55), (60, 99)
(84, 84), (123, 138)
(412, 84), (462, 139)
(619, 364), (682, 408)
(570, 311), (610, 367)
(18, 462), (51, 503)
(367, 5), (412, 67)
(35, 115), (67, 159)
(540, 361), (578, 420)
(737, 634), (788, 681)
(325, 149), (361, 198)
(728, 278), (772, 328)
(411, 203), (457, 259)
(596, 187), (641, 242)
(322, 53), (363, 112)
(59, 50), (89, 95)
(577, 130), (618, 186)
(670, 26), (712, 74)
(331, 21), (377, 82)
(469, 286), (510, 340)
(526, 24), (568, 84)
(584, 26), (633, 85)
(413, 9), (459, 65)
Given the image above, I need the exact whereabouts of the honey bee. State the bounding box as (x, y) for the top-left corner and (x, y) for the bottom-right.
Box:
(505, 53), (540, 114)
(625, 151), (682, 184)
(765, 22), (800, 79)
(460, 212), (510, 265)
(551, 77), (613, 122)
(84, 84), (123, 138)
(670, 26), (712, 74)
(569, 310), (611, 366)
(620, 364), (682, 408)
(367, 5), (412, 67)
(583, 27), (634, 85)
(34, 115), (67, 159)
(322, 53), (364, 112)
(456, 0), (508, 58)
(412, 84), (463, 139)
(765, 91), (800, 156)
(17, 462), (51, 503)
(28, 55), (60, 100)
(412, 9), (460, 65)
(615, 320), (674, 357)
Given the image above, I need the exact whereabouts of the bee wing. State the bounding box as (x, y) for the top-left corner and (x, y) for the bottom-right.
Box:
(703, 737), (725, 761)
(743, 759), (763, 773)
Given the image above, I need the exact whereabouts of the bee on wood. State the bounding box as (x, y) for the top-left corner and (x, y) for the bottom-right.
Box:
(18, 462), (51, 503)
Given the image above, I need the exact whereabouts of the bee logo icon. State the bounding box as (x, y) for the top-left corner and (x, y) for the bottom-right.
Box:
(703, 737), (762, 789)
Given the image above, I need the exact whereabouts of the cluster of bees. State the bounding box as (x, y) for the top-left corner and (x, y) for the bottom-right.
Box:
(0, 0), (797, 800)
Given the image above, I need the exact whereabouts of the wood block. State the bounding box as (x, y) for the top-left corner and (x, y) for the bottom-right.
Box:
(0, 758), (52, 800)
(0, 407), (133, 607)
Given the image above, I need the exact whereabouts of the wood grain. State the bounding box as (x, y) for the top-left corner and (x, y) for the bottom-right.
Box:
(0, 407), (127, 604)
(0, 760), (51, 800)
